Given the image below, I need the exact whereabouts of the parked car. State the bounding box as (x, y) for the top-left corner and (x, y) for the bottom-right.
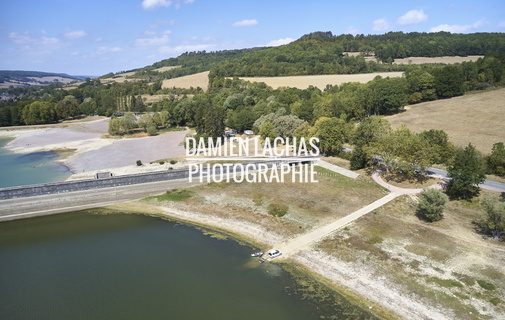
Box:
(244, 130), (254, 135)
(267, 249), (282, 259)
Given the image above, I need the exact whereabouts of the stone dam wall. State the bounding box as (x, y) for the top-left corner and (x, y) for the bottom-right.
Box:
(0, 169), (189, 200)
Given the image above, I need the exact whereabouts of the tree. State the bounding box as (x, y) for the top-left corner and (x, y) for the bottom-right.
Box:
(21, 101), (56, 125)
(203, 104), (225, 140)
(55, 95), (80, 119)
(486, 142), (505, 176)
(446, 144), (486, 200)
(417, 188), (449, 222)
(259, 122), (277, 140)
(433, 65), (464, 99)
(419, 129), (454, 164)
(122, 112), (137, 134)
(137, 113), (154, 131)
(371, 125), (433, 177)
(350, 116), (391, 170)
(108, 117), (123, 135)
(480, 195), (505, 239)
(313, 117), (353, 156)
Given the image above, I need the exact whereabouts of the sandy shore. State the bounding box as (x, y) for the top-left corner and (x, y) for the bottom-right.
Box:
(113, 201), (449, 320)
(0, 118), (188, 175)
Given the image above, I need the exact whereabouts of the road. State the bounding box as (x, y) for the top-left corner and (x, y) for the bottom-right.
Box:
(426, 167), (505, 193)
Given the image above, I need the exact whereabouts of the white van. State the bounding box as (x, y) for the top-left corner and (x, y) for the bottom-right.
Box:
(267, 249), (282, 259)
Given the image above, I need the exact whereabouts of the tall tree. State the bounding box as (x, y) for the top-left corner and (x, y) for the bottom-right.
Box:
(446, 144), (486, 199)
(486, 142), (505, 176)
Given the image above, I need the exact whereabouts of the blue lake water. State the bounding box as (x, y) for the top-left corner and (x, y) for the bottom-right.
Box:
(0, 137), (71, 188)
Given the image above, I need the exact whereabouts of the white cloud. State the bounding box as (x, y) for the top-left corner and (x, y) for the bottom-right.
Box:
(9, 32), (60, 46)
(372, 18), (390, 32)
(266, 38), (295, 47)
(346, 26), (359, 35)
(135, 35), (170, 47)
(232, 19), (258, 27)
(141, 0), (193, 10)
(430, 19), (486, 33)
(96, 46), (123, 55)
(159, 44), (214, 54)
(397, 10), (427, 25)
(64, 30), (87, 39)
(142, 0), (172, 10)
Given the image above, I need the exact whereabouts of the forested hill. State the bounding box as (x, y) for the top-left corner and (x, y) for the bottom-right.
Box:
(210, 31), (505, 77)
(127, 47), (268, 81)
(0, 70), (87, 88)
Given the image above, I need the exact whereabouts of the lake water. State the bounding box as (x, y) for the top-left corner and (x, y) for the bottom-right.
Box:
(0, 137), (71, 188)
(0, 211), (376, 319)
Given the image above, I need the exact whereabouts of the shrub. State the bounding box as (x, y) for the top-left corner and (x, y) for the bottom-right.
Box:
(154, 189), (193, 202)
(477, 279), (496, 291)
(136, 160), (142, 166)
(267, 202), (288, 217)
(169, 159), (177, 165)
(159, 161), (165, 165)
(417, 188), (448, 222)
(147, 123), (158, 136)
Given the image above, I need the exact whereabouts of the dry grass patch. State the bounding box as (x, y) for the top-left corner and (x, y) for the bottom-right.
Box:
(386, 88), (505, 153)
(237, 72), (404, 90)
(381, 171), (441, 189)
(162, 71), (209, 91)
(393, 56), (483, 65)
(317, 193), (505, 319)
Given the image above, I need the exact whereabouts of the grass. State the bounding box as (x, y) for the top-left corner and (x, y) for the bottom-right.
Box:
(237, 72), (404, 90)
(381, 171), (440, 189)
(148, 189), (193, 202)
(386, 87), (505, 153)
(316, 192), (505, 319)
(477, 279), (496, 291)
(427, 277), (464, 288)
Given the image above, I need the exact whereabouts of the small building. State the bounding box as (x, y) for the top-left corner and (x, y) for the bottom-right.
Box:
(95, 172), (113, 179)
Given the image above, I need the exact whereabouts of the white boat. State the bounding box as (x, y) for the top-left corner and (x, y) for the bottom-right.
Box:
(251, 251), (263, 257)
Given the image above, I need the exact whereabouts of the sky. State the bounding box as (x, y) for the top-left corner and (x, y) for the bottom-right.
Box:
(1, 0), (504, 76)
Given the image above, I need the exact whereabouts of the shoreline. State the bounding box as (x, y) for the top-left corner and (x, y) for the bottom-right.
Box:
(110, 200), (447, 320)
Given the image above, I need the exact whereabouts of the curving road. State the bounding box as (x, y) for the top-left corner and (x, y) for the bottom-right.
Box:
(426, 167), (505, 193)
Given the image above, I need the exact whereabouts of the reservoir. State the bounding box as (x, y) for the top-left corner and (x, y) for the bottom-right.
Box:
(0, 211), (375, 319)
(0, 137), (70, 188)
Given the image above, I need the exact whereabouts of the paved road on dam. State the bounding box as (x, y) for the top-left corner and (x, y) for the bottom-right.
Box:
(0, 178), (202, 222)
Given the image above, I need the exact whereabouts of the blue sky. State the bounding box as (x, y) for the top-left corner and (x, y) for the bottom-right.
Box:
(1, 0), (504, 76)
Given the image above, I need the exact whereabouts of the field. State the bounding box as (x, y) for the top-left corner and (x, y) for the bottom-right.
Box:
(162, 71), (210, 91)
(153, 66), (181, 72)
(237, 72), (404, 90)
(393, 55), (484, 65)
(386, 88), (505, 153)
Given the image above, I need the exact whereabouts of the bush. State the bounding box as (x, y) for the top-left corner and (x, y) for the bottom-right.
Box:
(477, 279), (496, 291)
(170, 159), (177, 165)
(417, 188), (448, 222)
(159, 161), (165, 165)
(136, 160), (142, 166)
(147, 123), (158, 136)
(267, 202), (288, 217)
(154, 189), (193, 202)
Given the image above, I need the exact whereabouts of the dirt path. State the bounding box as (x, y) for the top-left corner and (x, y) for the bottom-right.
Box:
(266, 168), (436, 259)
(271, 192), (400, 259)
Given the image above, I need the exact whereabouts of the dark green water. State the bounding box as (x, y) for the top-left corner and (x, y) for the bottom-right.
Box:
(0, 211), (376, 320)
(0, 137), (70, 188)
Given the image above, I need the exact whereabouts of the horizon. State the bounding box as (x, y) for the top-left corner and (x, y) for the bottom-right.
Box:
(1, 0), (504, 76)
